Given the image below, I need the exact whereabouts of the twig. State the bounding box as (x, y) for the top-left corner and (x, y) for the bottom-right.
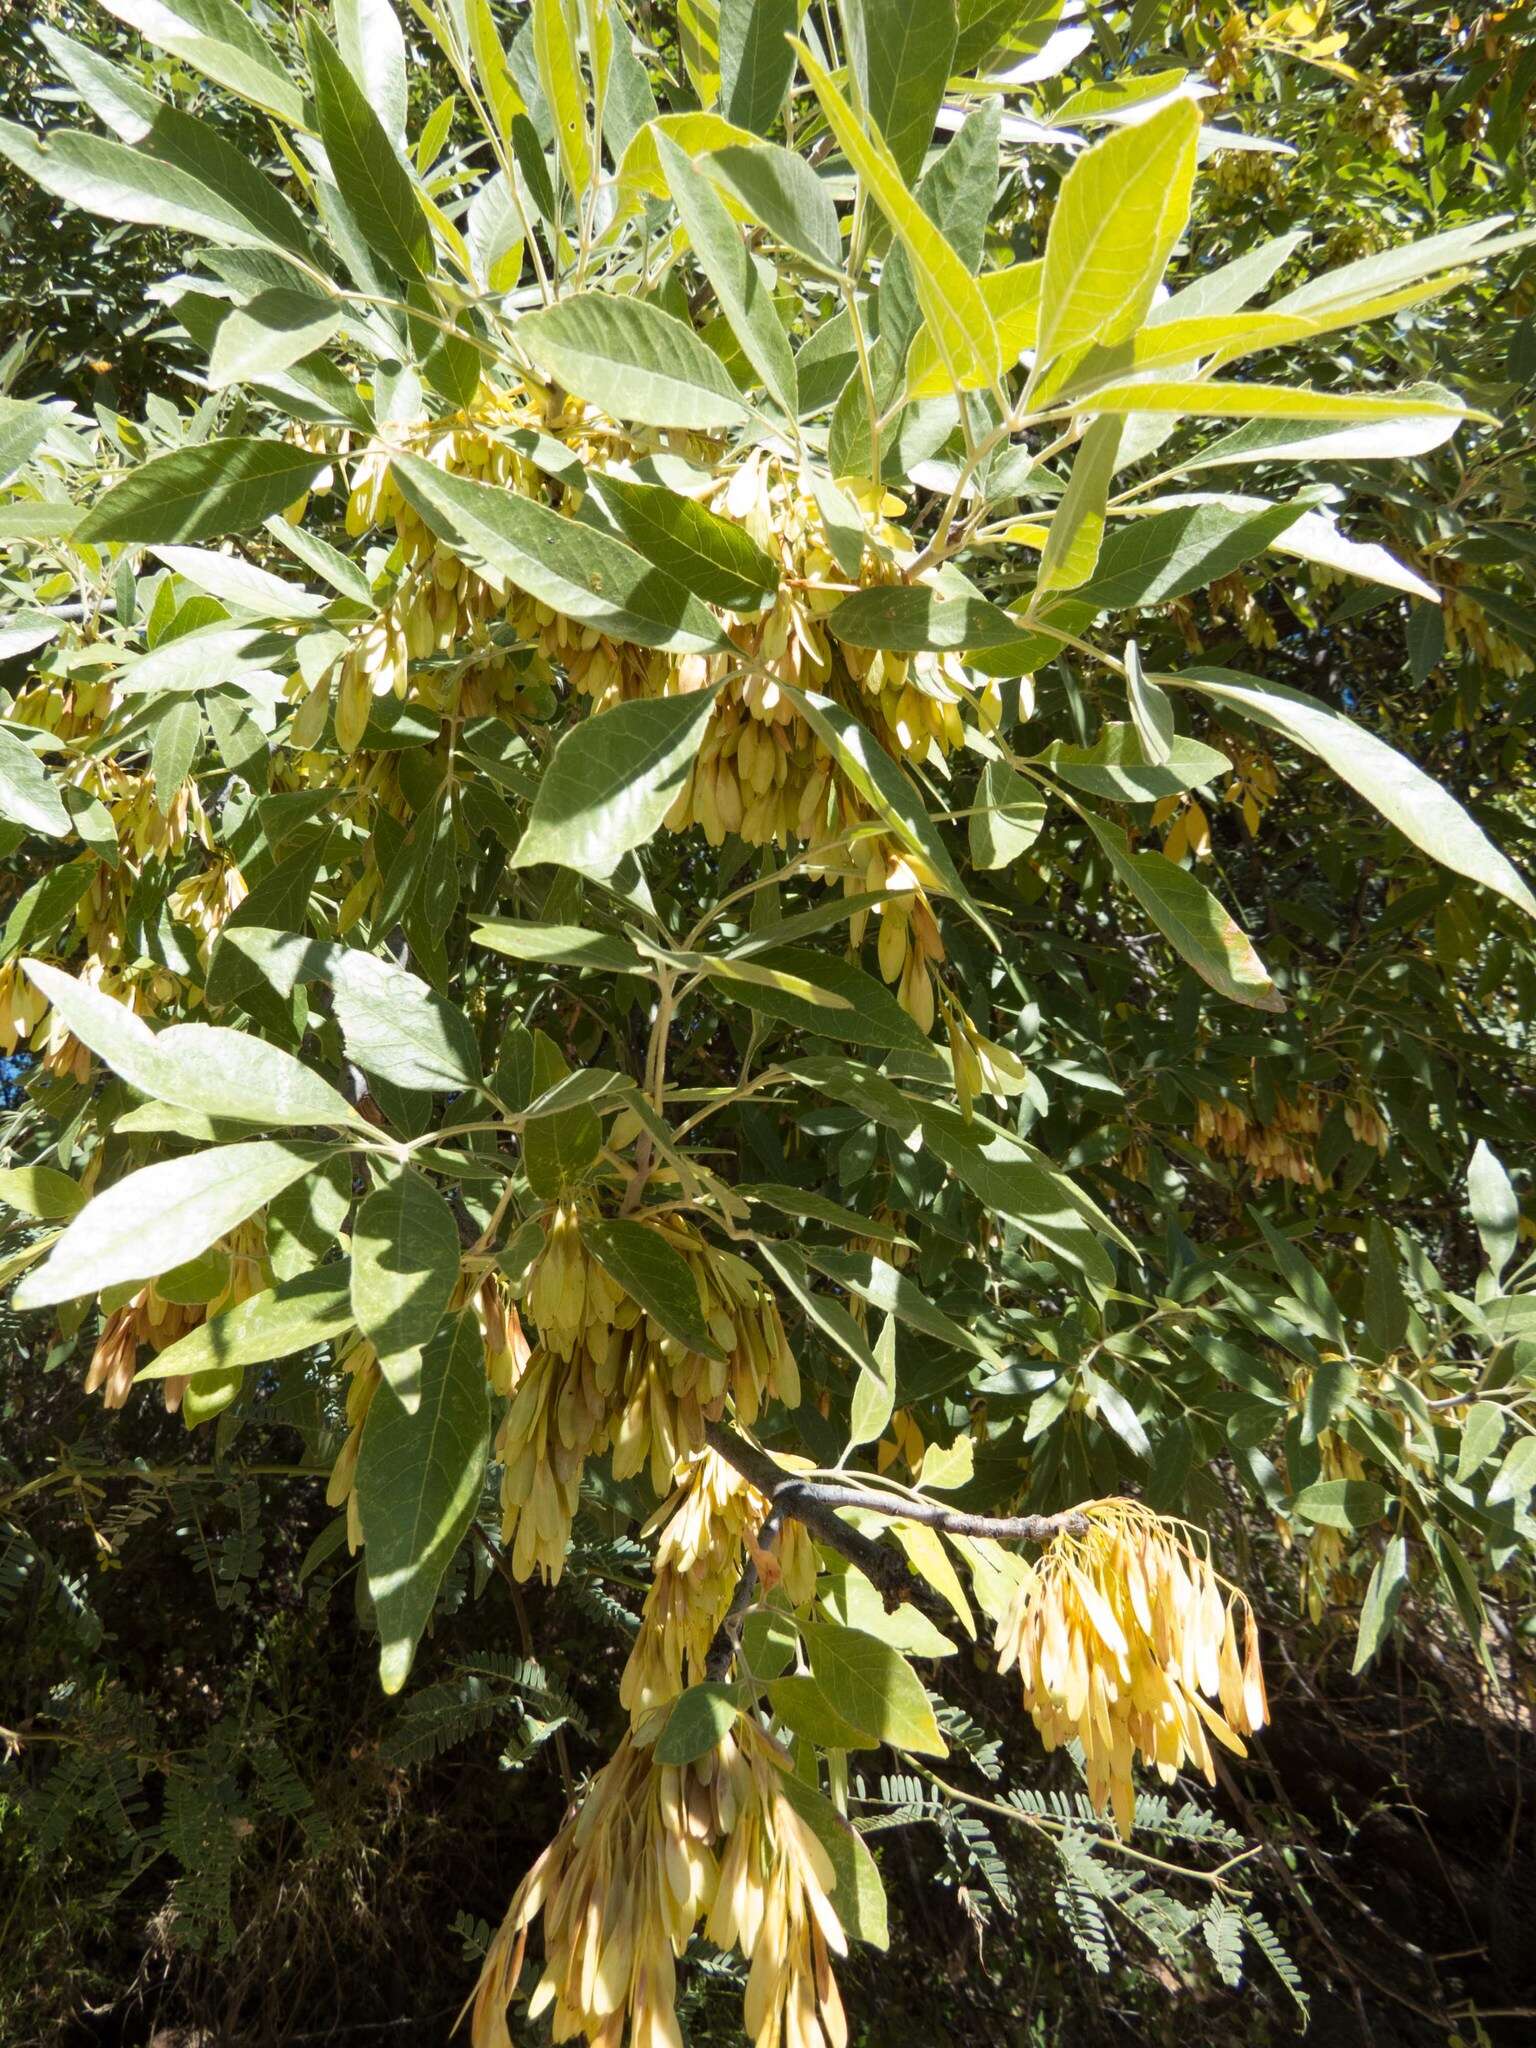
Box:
(704, 1506), (780, 1681)
(703, 1420), (1088, 1615)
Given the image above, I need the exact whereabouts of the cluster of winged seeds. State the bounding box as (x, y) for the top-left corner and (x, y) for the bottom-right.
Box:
(330, 394), (1009, 1033)
(83, 1217), (268, 1419)
(620, 1447), (817, 1715)
(469, 1719), (847, 2048)
(994, 1497), (1268, 1838)
(498, 1205), (800, 1580)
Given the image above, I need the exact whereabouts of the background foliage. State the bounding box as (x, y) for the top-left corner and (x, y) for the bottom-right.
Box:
(2, 3), (1534, 2044)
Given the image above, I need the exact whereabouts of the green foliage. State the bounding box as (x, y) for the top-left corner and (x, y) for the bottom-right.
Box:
(2, 1), (1535, 2043)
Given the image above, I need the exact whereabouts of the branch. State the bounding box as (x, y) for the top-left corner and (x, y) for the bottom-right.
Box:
(703, 1420), (1089, 1607)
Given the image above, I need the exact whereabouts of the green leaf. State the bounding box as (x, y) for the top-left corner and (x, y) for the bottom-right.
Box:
(953, 0), (1061, 72)
(1172, 668), (1536, 918)
(708, 945), (929, 1052)
(1035, 416), (1124, 595)
(520, 1032), (602, 1197)
(655, 1682), (741, 1763)
(1351, 1535), (1409, 1674)
(151, 698), (201, 807)
(532, 0), (592, 197)
(133, 1265), (354, 1380)
(1291, 1479), (1388, 1530)
(0, 726), (71, 840)
(1047, 725), (1228, 803)
(718, 0), (796, 135)
(799, 1619), (946, 1756)
(654, 129), (797, 418)
(208, 290), (344, 390)
(356, 1312), (491, 1693)
(795, 37), (999, 393)
(0, 1164), (87, 1221)
(152, 544), (325, 618)
(916, 1102), (1124, 1285)
(21, 960), (358, 1126)
(1468, 1140), (1519, 1279)
(0, 397), (54, 485)
(581, 1217), (720, 1357)
(1085, 382), (1478, 425)
(678, 0), (723, 107)
(14, 1141), (330, 1310)
(1125, 640), (1174, 764)
(335, 0), (408, 146)
(1064, 501), (1304, 615)
(305, 20), (430, 280)
(352, 1170), (463, 1409)
(1034, 101), (1199, 375)
(1083, 818), (1285, 1013)
(846, 0), (958, 185)
(1363, 1219), (1409, 1357)
(96, 0), (306, 123)
(330, 951), (482, 1093)
(0, 118), (292, 254)
(827, 585), (1031, 654)
(1455, 1402), (1505, 1487)
(115, 623), (294, 697)
(1488, 1437), (1536, 1510)
(1181, 388), (1468, 472)
(806, 1247), (1004, 1370)
(516, 293), (748, 430)
(472, 920), (649, 973)
(757, 1238), (884, 1383)
(74, 440), (327, 546)
(704, 140), (842, 274)
(391, 454), (727, 655)
(740, 1185), (903, 1243)
(587, 470), (780, 612)
(1, 861), (94, 962)
(511, 687), (722, 880)
(969, 761), (1046, 870)
(768, 1672), (877, 1750)
(849, 1311), (897, 1450)
(775, 1770), (889, 1949)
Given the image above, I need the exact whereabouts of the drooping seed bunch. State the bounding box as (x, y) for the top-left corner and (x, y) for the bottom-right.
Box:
(499, 1208), (800, 1581)
(1193, 1084), (1325, 1188)
(469, 1718), (847, 2048)
(476, 1272), (532, 1397)
(83, 1217), (269, 1413)
(620, 1448), (817, 1715)
(939, 983), (1033, 1119)
(994, 1497), (1268, 1839)
(325, 1333), (381, 1551)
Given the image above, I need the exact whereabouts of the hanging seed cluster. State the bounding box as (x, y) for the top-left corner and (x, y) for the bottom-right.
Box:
(470, 1719), (847, 2048)
(994, 1498), (1268, 1839)
(498, 1206), (800, 1582)
(620, 1447), (817, 1715)
(331, 398), (1019, 1034)
(83, 1218), (268, 1413)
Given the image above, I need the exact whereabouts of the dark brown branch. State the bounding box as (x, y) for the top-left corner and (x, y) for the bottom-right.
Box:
(703, 1420), (1090, 1614)
(704, 1506), (780, 1680)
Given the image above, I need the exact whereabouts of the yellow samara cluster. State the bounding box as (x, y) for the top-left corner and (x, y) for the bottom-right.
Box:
(83, 1218), (268, 1414)
(470, 1718), (848, 2048)
(332, 401), (1012, 1035)
(1194, 1086), (1325, 1188)
(497, 1206), (800, 1582)
(1194, 1078), (1388, 1187)
(330, 389), (551, 750)
(620, 1448), (816, 1715)
(994, 1497), (1268, 1839)
(325, 1331), (381, 1552)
